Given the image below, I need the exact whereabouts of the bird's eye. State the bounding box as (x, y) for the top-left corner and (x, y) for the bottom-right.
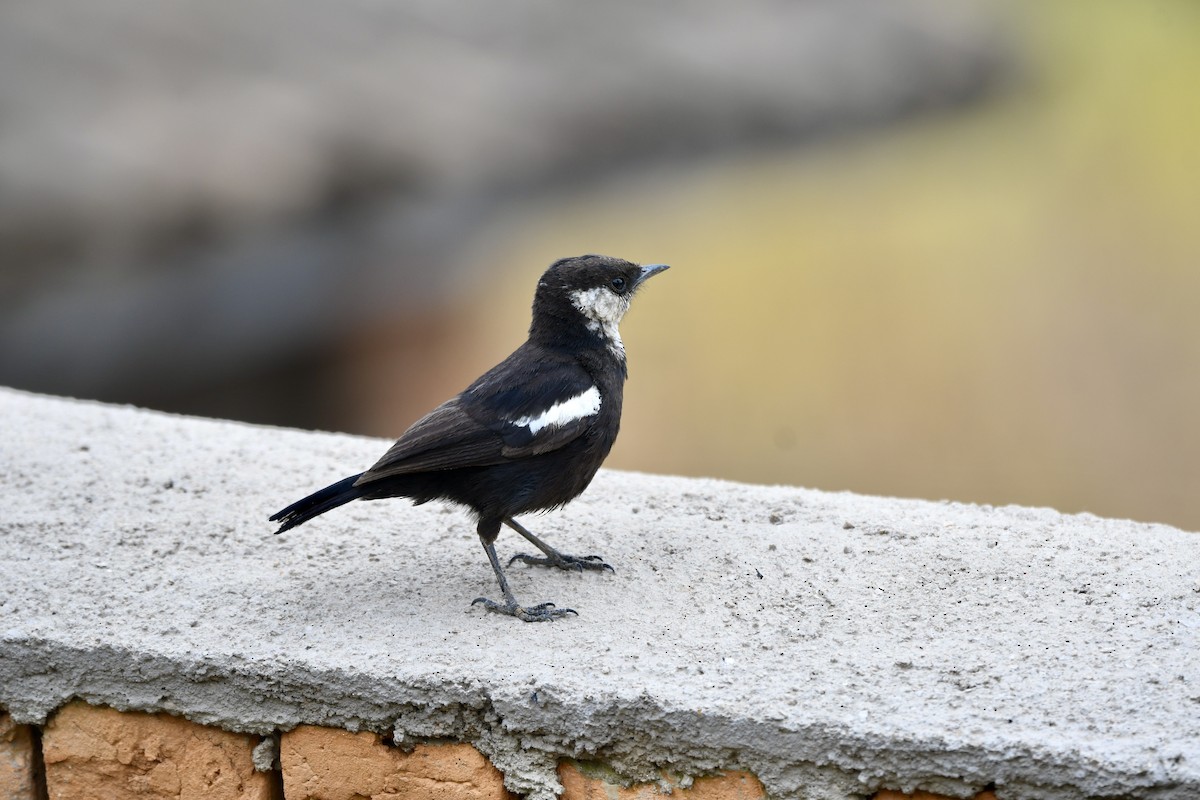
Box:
(610, 276), (626, 292)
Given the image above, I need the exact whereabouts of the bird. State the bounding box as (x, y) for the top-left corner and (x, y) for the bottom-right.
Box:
(270, 254), (669, 621)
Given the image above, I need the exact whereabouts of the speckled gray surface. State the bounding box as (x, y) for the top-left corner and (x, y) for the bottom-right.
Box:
(1, 388), (1197, 799)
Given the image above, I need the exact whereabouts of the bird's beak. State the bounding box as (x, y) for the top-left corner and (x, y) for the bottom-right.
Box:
(635, 263), (670, 287)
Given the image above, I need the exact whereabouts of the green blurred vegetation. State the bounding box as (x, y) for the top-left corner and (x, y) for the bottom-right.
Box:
(461, 0), (1200, 530)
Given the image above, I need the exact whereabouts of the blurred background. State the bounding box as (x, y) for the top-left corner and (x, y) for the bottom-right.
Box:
(2, 1), (1198, 530)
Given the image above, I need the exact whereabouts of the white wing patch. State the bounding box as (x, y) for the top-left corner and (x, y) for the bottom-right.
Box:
(511, 385), (602, 435)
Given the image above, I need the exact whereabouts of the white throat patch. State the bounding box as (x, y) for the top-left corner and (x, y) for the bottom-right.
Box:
(569, 287), (630, 357)
(511, 385), (602, 434)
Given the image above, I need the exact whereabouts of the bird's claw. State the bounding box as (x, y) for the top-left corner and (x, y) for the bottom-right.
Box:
(507, 552), (615, 573)
(472, 596), (578, 622)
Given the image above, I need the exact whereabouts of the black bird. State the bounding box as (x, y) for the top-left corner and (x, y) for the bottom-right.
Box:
(270, 255), (669, 621)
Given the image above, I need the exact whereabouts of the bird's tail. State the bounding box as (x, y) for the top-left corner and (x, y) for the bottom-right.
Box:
(270, 473), (365, 534)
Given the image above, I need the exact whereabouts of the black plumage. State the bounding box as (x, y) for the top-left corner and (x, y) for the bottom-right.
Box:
(270, 254), (669, 621)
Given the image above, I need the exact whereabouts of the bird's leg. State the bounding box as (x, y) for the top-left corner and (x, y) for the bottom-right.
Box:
(471, 533), (577, 622)
(503, 517), (614, 573)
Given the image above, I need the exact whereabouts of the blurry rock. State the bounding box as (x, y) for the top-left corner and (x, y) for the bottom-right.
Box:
(0, 0), (1006, 427)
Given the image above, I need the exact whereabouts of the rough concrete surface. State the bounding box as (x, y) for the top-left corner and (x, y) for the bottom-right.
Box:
(0, 388), (1197, 800)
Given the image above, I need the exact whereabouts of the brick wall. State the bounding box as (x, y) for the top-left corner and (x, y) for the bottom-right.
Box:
(1, 712), (40, 800)
(1, 702), (1002, 800)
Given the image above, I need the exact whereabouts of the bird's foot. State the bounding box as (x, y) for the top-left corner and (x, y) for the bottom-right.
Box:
(507, 551), (614, 573)
(471, 596), (578, 622)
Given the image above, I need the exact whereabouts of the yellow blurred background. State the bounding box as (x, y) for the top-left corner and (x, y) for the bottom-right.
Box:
(374, 1), (1200, 529)
(3, 1), (1197, 531)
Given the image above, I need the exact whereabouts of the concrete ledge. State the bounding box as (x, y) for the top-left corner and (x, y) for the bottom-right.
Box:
(0, 387), (1197, 799)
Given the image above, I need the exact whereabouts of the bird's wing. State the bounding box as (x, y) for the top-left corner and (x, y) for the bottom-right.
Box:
(354, 398), (505, 483)
(354, 349), (600, 484)
(471, 351), (601, 459)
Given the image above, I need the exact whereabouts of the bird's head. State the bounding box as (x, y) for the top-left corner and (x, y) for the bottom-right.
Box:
(530, 255), (669, 356)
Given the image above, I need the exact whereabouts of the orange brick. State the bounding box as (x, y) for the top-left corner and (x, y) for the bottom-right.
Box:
(280, 725), (514, 800)
(41, 701), (271, 800)
(558, 761), (765, 799)
(874, 791), (997, 800)
(1, 712), (39, 800)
